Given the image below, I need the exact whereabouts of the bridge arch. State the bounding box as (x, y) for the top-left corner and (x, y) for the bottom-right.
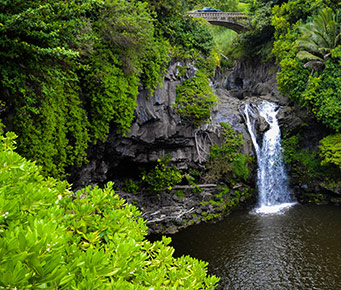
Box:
(188, 12), (250, 34)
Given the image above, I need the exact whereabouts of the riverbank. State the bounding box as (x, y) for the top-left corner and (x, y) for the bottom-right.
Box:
(117, 183), (256, 234)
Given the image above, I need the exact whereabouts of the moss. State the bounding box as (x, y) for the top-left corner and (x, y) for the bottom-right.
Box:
(175, 190), (185, 199)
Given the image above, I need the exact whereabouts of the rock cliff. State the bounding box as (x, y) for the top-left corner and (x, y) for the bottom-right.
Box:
(69, 59), (340, 233)
(70, 60), (294, 190)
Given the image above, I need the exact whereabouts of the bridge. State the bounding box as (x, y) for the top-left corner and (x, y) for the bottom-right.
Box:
(187, 12), (250, 33)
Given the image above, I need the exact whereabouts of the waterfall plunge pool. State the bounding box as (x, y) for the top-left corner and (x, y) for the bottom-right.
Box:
(165, 204), (341, 289)
(151, 100), (340, 288)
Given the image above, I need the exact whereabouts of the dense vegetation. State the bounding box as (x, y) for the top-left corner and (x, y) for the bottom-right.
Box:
(205, 123), (251, 183)
(0, 132), (219, 288)
(271, 1), (341, 178)
(0, 0), (216, 178)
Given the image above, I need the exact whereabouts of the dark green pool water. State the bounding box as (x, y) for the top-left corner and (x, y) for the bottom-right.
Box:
(168, 204), (341, 289)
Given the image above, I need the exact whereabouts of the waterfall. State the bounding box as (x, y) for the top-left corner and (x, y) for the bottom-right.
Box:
(242, 100), (296, 214)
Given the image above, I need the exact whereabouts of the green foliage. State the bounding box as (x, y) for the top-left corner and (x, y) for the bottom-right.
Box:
(176, 190), (185, 199)
(0, 0), (96, 177)
(81, 0), (171, 140)
(0, 0), (171, 176)
(0, 133), (219, 288)
(148, 0), (215, 57)
(273, 4), (341, 133)
(0, 0), (94, 61)
(175, 70), (218, 127)
(282, 134), (324, 178)
(121, 178), (139, 194)
(13, 66), (89, 177)
(273, 28), (310, 100)
(296, 7), (341, 68)
(272, 0), (319, 37)
(82, 49), (141, 139)
(301, 57), (341, 131)
(205, 123), (250, 183)
(275, 42), (341, 132)
(272, 0), (341, 37)
(319, 133), (341, 169)
(147, 0), (185, 26)
(200, 185), (253, 219)
(142, 155), (183, 193)
(183, 173), (203, 193)
(209, 24), (238, 68)
(170, 17), (215, 56)
(225, 188), (252, 208)
(225, 0), (274, 62)
(140, 37), (171, 94)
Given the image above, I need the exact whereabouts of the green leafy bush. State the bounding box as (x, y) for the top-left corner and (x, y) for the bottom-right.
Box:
(121, 178), (139, 194)
(175, 70), (218, 127)
(0, 132), (219, 288)
(11, 66), (89, 178)
(168, 17), (215, 56)
(205, 123), (250, 183)
(142, 155), (183, 193)
(319, 133), (341, 169)
(81, 0), (171, 140)
(300, 57), (341, 132)
(273, 4), (341, 132)
(282, 134), (324, 178)
(0, 0), (96, 177)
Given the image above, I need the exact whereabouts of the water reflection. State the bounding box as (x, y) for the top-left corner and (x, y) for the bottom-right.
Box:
(169, 205), (341, 289)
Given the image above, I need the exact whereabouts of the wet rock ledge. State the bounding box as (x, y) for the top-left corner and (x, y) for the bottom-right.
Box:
(117, 183), (256, 234)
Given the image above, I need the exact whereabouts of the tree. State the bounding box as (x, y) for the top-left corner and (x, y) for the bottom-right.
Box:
(0, 0), (170, 176)
(296, 7), (341, 70)
(0, 0), (98, 177)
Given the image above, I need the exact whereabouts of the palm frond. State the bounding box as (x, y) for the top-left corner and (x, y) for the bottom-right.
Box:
(296, 51), (323, 61)
(296, 7), (341, 68)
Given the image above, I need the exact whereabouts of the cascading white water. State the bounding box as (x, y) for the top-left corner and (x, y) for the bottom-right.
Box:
(242, 100), (296, 214)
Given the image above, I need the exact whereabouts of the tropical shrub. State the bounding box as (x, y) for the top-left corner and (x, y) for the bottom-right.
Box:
(319, 133), (341, 169)
(141, 155), (183, 193)
(300, 57), (341, 132)
(0, 0), (96, 177)
(295, 7), (341, 68)
(175, 70), (218, 127)
(0, 0), (171, 176)
(205, 123), (250, 183)
(0, 132), (219, 288)
(121, 178), (139, 194)
(281, 134), (323, 178)
(273, 4), (341, 133)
